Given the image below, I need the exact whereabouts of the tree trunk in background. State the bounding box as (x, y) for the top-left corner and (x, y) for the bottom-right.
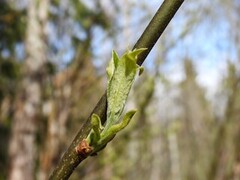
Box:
(149, 127), (162, 180)
(38, 46), (99, 179)
(38, 98), (70, 180)
(209, 63), (240, 180)
(168, 123), (181, 180)
(179, 59), (214, 180)
(8, 0), (49, 179)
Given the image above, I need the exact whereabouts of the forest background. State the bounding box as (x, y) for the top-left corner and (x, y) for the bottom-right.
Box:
(0, 0), (240, 180)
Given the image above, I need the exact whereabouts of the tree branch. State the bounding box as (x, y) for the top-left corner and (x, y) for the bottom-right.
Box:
(49, 0), (184, 179)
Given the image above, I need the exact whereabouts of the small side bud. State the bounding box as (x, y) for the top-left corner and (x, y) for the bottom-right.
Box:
(75, 139), (93, 158)
(138, 66), (144, 76)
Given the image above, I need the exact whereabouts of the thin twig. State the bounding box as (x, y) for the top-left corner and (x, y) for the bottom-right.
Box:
(49, 0), (184, 179)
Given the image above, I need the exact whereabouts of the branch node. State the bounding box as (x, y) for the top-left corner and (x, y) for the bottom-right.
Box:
(75, 139), (93, 158)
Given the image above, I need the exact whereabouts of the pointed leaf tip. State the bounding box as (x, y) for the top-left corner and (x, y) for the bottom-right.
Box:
(112, 50), (119, 68)
(91, 113), (101, 126)
(139, 66), (144, 76)
(130, 48), (148, 59)
(126, 109), (137, 118)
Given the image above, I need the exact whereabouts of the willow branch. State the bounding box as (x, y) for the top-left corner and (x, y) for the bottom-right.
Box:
(49, 0), (184, 179)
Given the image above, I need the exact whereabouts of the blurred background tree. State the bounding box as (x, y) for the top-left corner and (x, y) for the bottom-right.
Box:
(0, 0), (239, 180)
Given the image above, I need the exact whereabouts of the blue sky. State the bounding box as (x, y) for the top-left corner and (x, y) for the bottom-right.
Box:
(106, 1), (234, 91)
(11, 0), (236, 97)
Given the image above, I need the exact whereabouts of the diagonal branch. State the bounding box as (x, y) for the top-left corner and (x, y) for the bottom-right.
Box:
(49, 0), (184, 179)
